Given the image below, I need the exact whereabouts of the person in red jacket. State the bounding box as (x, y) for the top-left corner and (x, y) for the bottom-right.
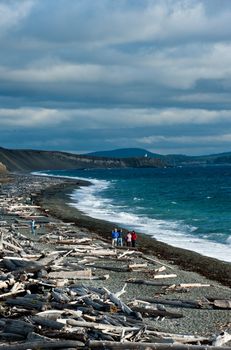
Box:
(131, 230), (137, 247)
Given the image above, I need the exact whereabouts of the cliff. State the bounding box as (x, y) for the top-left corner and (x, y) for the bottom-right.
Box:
(0, 161), (7, 173)
(0, 147), (166, 172)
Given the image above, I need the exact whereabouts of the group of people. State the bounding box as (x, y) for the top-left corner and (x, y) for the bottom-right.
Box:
(111, 228), (137, 248)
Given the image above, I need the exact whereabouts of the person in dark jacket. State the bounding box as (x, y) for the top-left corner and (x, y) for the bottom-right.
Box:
(131, 230), (137, 247)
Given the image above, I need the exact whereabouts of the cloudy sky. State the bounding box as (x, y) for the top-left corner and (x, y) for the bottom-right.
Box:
(1, 0), (231, 155)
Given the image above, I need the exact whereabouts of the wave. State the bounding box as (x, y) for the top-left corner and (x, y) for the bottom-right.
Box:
(69, 177), (231, 263)
(33, 171), (231, 263)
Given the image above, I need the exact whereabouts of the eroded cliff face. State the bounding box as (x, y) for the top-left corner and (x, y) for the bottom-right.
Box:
(0, 162), (7, 173)
(0, 147), (166, 172)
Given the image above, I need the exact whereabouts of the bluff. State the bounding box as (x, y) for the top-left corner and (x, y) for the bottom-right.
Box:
(0, 162), (7, 174)
(0, 147), (166, 172)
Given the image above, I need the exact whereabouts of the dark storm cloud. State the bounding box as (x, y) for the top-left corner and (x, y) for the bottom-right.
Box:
(0, 0), (231, 155)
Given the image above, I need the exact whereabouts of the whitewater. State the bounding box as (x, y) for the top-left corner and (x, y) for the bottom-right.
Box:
(35, 166), (231, 263)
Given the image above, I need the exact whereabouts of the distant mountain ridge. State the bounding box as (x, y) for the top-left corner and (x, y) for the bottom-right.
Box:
(0, 147), (166, 172)
(87, 148), (163, 159)
(87, 148), (231, 165)
(0, 146), (231, 173)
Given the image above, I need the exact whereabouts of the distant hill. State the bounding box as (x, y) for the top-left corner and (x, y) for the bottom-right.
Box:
(0, 146), (231, 173)
(87, 148), (231, 166)
(87, 148), (163, 159)
(0, 147), (166, 172)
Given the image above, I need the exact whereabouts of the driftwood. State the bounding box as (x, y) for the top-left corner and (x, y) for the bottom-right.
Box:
(3, 257), (43, 273)
(48, 269), (92, 279)
(212, 299), (231, 309)
(168, 283), (211, 290)
(0, 282), (25, 299)
(2, 319), (34, 337)
(153, 274), (177, 279)
(103, 287), (142, 320)
(0, 175), (230, 349)
(87, 264), (129, 272)
(31, 315), (65, 330)
(137, 298), (208, 309)
(66, 319), (142, 333)
(140, 254), (175, 270)
(6, 296), (48, 311)
(128, 263), (148, 271)
(88, 341), (231, 349)
(146, 331), (210, 344)
(212, 331), (231, 346)
(127, 278), (172, 287)
(132, 305), (183, 318)
(0, 340), (85, 349)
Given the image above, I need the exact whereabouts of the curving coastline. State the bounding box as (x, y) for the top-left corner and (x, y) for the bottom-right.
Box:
(36, 179), (231, 288)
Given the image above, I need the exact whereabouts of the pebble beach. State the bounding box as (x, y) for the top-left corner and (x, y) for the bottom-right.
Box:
(0, 172), (230, 349)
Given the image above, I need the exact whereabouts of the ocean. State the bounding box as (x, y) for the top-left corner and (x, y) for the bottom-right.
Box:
(37, 165), (231, 263)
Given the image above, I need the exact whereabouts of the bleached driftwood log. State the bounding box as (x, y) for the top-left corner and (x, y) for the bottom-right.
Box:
(48, 269), (92, 279)
(131, 305), (183, 318)
(127, 278), (172, 287)
(212, 331), (231, 346)
(66, 319), (142, 333)
(88, 341), (231, 349)
(103, 287), (142, 320)
(137, 298), (208, 309)
(0, 340), (85, 349)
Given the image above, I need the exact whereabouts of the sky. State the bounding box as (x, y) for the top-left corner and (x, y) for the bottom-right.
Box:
(0, 0), (231, 156)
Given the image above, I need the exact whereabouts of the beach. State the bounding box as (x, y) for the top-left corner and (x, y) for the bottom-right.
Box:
(0, 172), (230, 348)
(36, 176), (231, 288)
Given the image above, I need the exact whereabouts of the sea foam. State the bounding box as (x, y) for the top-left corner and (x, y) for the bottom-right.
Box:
(34, 171), (231, 263)
(69, 178), (231, 263)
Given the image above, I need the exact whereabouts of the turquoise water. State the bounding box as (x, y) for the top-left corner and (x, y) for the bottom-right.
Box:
(37, 166), (231, 262)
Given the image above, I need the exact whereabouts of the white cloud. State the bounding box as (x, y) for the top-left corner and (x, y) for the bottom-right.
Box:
(0, 107), (230, 129)
(0, 0), (35, 35)
(1, 41), (231, 90)
(0, 108), (69, 127)
(138, 134), (231, 146)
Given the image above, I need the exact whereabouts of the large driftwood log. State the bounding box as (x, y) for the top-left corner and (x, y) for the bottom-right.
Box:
(88, 341), (231, 349)
(0, 333), (25, 341)
(48, 269), (92, 279)
(127, 278), (172, 287)
(128, 263), (148, 271)
(137, 298), (207, 309)
(212, 331), (231, 346)
(31, 315), (65, 330)
(168, 283), (210, 290)
(140, 254), (175, 270)
(3, 257), (43, 273)
(0, 340), (85, 349)
(153, 274), (177, 279)
(146, 331), (210, 344)
(66, 319), (141, 332)
(212, 299), (231, 309)
(2, 319), (34, 336)
(6, 296), (48, 311)
(132, 305), (183, 318)
(87, 264), (129, 272)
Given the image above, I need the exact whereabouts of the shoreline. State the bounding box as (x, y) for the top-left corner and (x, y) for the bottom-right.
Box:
(0, 172), (230, 343)
(35, 178), (231, 287)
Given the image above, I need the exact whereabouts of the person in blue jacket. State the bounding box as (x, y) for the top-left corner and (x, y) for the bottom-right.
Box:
(111, 228), (119, 247)
(117, 229), (123, 246)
